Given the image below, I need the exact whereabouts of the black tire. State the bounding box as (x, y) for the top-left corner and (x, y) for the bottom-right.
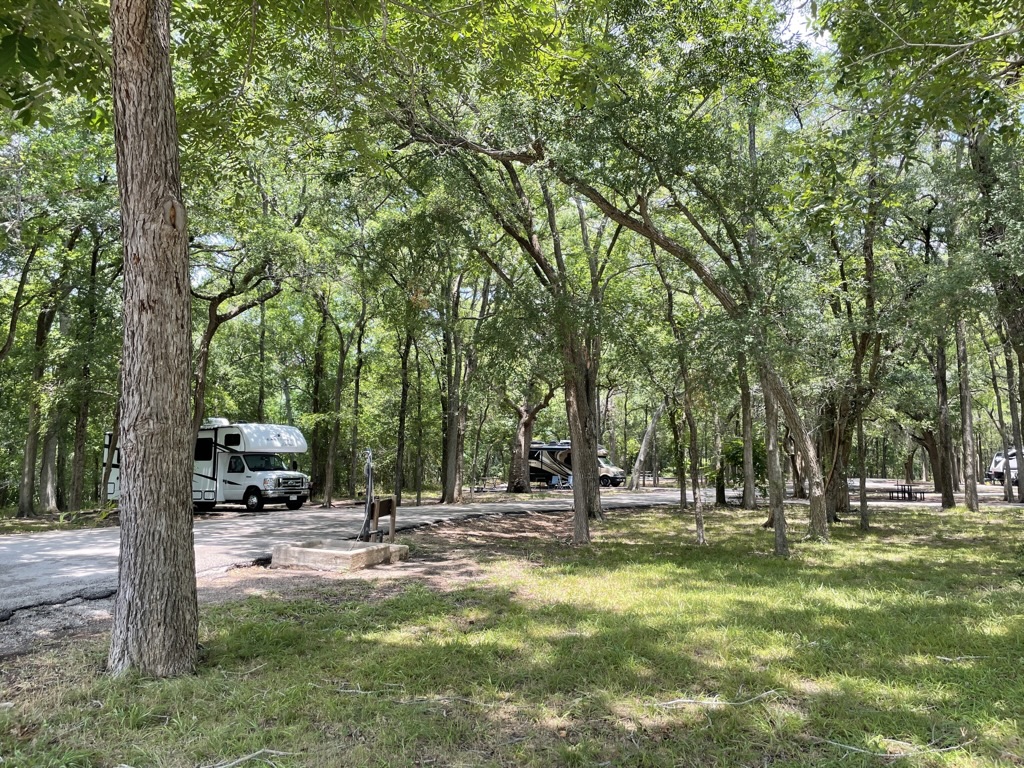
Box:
(285, 498), (303, 510)
(243, 488), (264, 511)
(600, 476), (611, 487)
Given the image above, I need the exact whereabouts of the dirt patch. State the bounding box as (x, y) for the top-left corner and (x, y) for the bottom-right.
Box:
(0, 510), (574, 660)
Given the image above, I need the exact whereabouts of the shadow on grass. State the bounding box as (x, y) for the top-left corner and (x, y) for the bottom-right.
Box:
(3, 505), (1023, 767)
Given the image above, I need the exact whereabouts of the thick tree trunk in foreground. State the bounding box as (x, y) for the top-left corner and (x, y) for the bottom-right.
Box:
(107, 0), (197, 677)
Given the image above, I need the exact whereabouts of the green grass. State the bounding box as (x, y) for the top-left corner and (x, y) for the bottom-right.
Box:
(2, 505), (1023, 767)
(0, 506), (118, 535)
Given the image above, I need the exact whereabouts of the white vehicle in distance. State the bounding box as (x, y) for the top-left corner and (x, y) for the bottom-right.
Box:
(985, 449), (1018, 486)
(104, 419), (311, 512)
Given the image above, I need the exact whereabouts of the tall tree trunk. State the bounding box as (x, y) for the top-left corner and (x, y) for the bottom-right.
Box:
(857, 411), (869, 530)
(935, 336), (957, 507)
(414, 341), (424, 506)
(320, 328), (347, 509)
(18, 307), (57, 518)
(107, 0), (197, 676)
(668, 406), (688, 510)
(985, 336), (1013, 501)
(38, 412), (61, 514)
(69, 234), (102, 512)
(562, 331), (603, 543)
(394, 329), (413, 506)
(507, 385), (555, 494)
(738, 352), (756, 509)
(714, 414), (727, 505)
(308, 304), (329, 500)
(758, 361), (829, 540)
(628, 403), (665, 490)
(998, 327), (1023, 502)
(282, 377), (294, 425)
(956, 321), (979, 511)
(347, 313), (366, 498)
(762, 382), (789, 555)
(685, 389), (705, 545)
(257, 299), (266, 422)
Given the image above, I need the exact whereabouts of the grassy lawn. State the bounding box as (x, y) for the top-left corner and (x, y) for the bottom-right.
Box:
(0, 507), (118, 535)
(2, 504), (1023, 767)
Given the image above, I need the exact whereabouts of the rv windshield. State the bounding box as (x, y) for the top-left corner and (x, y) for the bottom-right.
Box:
(244, 454), (287, 472)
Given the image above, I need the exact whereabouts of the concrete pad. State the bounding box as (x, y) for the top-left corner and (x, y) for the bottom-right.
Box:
(271, 539), (406, 572)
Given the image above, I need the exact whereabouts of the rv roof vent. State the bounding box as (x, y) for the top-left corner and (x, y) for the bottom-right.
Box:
(203, 417), (230, 427)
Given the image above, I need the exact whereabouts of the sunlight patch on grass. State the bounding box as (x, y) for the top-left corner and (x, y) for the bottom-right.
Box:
(4, 505), (1024, 766)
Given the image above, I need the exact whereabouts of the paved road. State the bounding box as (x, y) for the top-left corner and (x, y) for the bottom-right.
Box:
(0, 489), (682, 620)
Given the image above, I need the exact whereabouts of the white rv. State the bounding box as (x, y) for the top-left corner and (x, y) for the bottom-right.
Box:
(104, 419), (310, 512)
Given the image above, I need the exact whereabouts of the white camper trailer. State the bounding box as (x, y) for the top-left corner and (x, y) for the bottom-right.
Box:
(104, 419), (310, 512)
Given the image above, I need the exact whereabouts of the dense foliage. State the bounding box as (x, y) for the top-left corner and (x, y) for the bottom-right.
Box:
(2, 0), (1023, 543)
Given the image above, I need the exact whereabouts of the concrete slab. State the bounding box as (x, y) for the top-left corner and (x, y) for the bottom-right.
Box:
(271, 539), (408, 572)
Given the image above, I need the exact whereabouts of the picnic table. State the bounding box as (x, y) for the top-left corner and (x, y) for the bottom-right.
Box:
(888, 483), (925, 501)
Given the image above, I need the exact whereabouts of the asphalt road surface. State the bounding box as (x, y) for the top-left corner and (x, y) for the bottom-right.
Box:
(0, 488), (682, 621)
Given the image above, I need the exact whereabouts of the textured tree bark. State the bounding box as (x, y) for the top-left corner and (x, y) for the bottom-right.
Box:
(562, 330), (603, 544)
(507, 385), (555, 494)
(934, 336), (956, 507)
(762, 382), (788, 556)
(38, 413), (61, 514)
(346, 321), (365, 499)
(107, 0), (197, 677)
(738, 352), (756, 509)
(713, 415), (727, 506)
(70, 235), (102, 511)
(394, 329), (413, 506)
(308, 305), (328, 499)
(320, 328), (347, 508)
(856, 411), (869, 531)
(759, 361), (829, 540)
(985, 338), (1013, 502)
(956, 321), (979, 511)
(668, 407), (688, 510)
(628, 403), (665, 491)
(1005, 338), (1023, 501)
(685, 389), (705, 545)
(18, 307), (56, 518)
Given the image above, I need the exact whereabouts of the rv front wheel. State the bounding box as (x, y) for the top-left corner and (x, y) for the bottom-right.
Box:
(600, 477), (611, 487)
(243, 488), (264, 512)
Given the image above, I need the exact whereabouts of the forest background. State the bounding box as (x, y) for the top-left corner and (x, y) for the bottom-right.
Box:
(2, 0), (1023, 541)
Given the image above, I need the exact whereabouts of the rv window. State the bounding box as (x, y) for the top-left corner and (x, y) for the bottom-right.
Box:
(244, 454), (286, 472)
(194, 438), (214, 462)
(227, 456), (245, 473)
(224, 433), (241, 447)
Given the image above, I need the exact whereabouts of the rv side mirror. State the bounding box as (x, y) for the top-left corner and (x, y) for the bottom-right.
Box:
(291, 460), (298, 471)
